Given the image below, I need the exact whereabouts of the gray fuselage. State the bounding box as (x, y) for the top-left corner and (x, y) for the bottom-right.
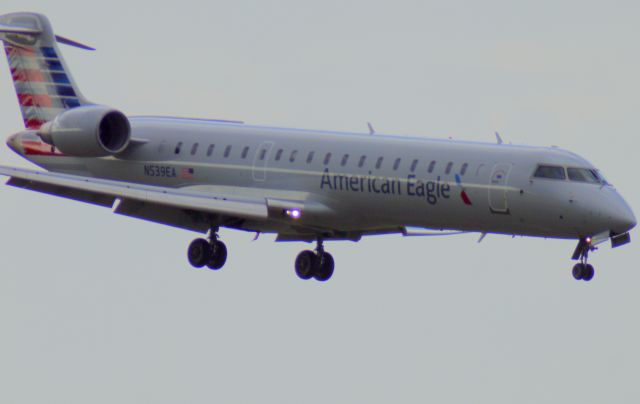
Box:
(9, 116), (636, 240)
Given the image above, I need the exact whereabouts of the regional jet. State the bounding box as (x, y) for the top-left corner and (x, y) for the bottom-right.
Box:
(0, 12), (635, 282)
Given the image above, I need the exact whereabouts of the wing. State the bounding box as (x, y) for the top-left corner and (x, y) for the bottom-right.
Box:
(0, 165), (268, 231)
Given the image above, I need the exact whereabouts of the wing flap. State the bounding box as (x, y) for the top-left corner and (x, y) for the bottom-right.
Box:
(0, 165), (268, 220)
(7, 177), (116, 207)
(113, 199), (210, 232)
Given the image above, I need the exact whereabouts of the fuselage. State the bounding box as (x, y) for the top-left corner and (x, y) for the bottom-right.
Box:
(7, 116), (636, 240)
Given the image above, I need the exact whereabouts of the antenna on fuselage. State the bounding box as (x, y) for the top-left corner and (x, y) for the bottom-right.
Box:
(367, 122), (375, 135)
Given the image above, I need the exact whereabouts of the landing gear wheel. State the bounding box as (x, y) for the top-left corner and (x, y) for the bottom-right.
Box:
(206, 240), (228, 270)
(582, 264), (595, 281)
(572, 263), (595, 281)
(295, 250), (317, 280)
(188, 238), (211, 268)
(572, 263), (585, 280)
(314, 252), (334, 282)
(571, 237), (597, 282)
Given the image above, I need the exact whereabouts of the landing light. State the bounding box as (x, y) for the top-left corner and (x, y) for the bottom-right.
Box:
(586, 237), (592, 244)
(286, 209), (302, 219)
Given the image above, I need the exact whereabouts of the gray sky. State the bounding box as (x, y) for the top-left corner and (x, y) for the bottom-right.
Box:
(1, 1), (639, 403)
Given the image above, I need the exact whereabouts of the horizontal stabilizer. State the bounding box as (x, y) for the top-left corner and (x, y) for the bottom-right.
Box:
(54, 34), (95, 51)
(0, 19), (94, 50)
(0, 22), (40, 35)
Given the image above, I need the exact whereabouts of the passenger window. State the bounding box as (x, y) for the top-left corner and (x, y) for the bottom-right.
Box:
(460, 163), (468, 176)
(259, 148), (267, 160)
(375, 157), (384, 169)
(324, 153), (332, 165)
(174, 142), (183, 154)
(241, 146), (249, 159)
(224, 145), (232, 158)
(306, 151), (315, 164)
(289, 150), (298, 162)
(206, 144), (215, 157)
(191, 143), (199, 155)
(393, 158), (401, 171)
(428, 160), (436, 173)
(358, 155), (366, 168)
(410, 159), (418, 172)
(567, 167), (600, 183)
(275, 149), (283, 161)
(445, 162), (453, 174)
(341, 154), (349, 166)
(534, 165), (566, 180)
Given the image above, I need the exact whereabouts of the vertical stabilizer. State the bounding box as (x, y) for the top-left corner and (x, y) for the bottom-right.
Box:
(0, 12), (90, 129)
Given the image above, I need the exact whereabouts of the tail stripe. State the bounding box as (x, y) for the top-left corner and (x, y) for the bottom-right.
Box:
(40, 46), (57, 58)
(20, 106), (60, 119)
(53, 85), (76, 97)
(1, 12), (88, 129)
(4, 46), (35, 58)
(50, 72), (70, 84)
(61, 98), (80, 108)
(43, 59), (63, 71)
(25, 118), (46, 129)
(11, 67), (44, 82)
(17, 93), (53, 107)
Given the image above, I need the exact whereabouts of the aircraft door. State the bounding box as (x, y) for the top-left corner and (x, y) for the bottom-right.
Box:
(252, 141), (274, 182)
(489, 163), (512, 214)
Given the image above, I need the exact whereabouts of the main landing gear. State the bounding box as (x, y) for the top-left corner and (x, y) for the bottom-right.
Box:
(571, 237), (596, 282)
(295, 238), (335, 282)
(187, 227), (228, 270)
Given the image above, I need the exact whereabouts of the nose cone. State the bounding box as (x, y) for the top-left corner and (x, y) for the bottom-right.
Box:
(615, 204), (637, 234)
(606, 193), (636, 234)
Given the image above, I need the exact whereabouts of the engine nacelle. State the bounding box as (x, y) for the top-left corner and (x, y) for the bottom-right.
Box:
(39, 105), (131, 157)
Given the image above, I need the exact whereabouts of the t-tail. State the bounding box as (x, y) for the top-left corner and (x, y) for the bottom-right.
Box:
(0, 12), (93, 130)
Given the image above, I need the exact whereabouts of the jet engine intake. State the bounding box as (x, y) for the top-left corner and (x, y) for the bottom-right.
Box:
(39, 105), (130, 157)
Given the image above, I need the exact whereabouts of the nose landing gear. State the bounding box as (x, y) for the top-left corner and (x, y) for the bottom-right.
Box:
(187, 227), (228, 270)
(571, 237), (596, 281)
(295, 238), (335, 282)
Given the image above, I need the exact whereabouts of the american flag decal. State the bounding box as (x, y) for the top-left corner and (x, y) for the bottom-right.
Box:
(180, 167), (195, 179)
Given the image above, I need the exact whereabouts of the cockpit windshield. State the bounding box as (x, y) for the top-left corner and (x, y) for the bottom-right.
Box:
(533, 164), (609, 185)
(534, 165), (566, 180)
(567, 167), (600, 184)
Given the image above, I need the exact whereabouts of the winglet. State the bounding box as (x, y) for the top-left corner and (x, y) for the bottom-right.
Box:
(495, 132), (503, 145)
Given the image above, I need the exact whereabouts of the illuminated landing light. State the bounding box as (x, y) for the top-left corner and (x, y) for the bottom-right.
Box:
(586, 237), (592, 244)
(286, 209), (302, 219)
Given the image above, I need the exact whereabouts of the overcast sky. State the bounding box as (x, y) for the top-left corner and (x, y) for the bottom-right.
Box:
(1, 1), (639, 403)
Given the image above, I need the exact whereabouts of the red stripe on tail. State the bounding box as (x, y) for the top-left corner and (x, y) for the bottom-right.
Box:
(5, 46), (36, 58)
(17, 93), (53, 107)
(11, 68), (45, 82)
(24, 118), (46, 129)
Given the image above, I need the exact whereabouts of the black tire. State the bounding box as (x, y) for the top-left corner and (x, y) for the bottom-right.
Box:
(572, 263), (584, 280)
(207, 240), (228, 270)
(188, 238), (211, 268)
(582, 264), (595, 281)
(295, 250), (316, 280)
(314, 252), (334, 282)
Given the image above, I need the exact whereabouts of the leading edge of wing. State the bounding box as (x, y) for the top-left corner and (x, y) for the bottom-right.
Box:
(0, 165), (268, 220)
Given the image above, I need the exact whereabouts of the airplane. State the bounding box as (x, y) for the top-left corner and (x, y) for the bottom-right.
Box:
(0, 12), (635, 282)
